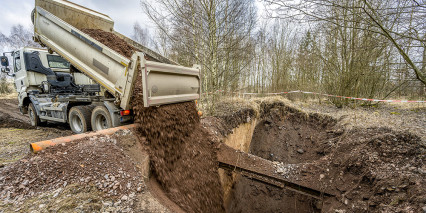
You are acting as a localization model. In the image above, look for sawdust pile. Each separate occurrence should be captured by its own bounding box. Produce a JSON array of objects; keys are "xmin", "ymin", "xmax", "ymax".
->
[{"xmin": 133, "ymin": 102, "xmax": 225, "ymax": 213}]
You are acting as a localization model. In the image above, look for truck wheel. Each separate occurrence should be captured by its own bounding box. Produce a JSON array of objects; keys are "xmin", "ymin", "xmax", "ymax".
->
[
  {"xmin": 91, "ymin": 106, "xmax": 113, "ymax": 131},
  {"xmin": 69, "ymin": 106, "xmax": 92, "ymax": 134},
  {"xmin": 28, "ymin": 103, "xmax": 42, "ymax": 127}
]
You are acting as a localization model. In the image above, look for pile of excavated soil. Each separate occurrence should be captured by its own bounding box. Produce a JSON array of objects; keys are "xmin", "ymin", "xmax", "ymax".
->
[
  {"xmin": 315, "ymin": 127, "xmax": 425, "ymax": 212},
  {"xmin": 0, "ymin": 133, "xmax": 144, "ymax": 203},
  {"xmin": 202, "ymin": 99, "xmax": 257, "ymax": 139},
  {"xmin": 0, "ymin": 99, "xmax": 33, "ymax": 129},
  {"xmin": 81, "ymin": 29, "xmax": 135, "ymax": 59},
  {"xmin": 228, "ymin": 99, "xmax": 425, "ymax": 212},
  {"xmin": 0, "ymin": 112, "xmax": 32, "ymax": 129},
  {"xmin": 133, "ymin": 102, "xmax": 225, "ymax": 213}
]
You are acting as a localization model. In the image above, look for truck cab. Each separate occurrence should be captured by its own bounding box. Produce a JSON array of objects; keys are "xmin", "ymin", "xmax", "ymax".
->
[
  {"xmin": 2, "ymin": 47, "xmax": 95, "ymax": 114},
  {"xmin": 1, "ymin": 47, "xmax": 111, "ymax": 134}
]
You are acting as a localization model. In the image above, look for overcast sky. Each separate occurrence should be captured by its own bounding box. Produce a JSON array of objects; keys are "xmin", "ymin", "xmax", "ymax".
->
[{"xmin": 0, "ymin": 0, "xmax": 151, "ymax": 37}]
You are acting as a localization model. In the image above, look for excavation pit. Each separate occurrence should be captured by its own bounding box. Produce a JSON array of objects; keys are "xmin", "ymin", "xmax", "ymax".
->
[{"xmin": 216, "ymin": 99, "xmax": 424, "ymax": 213}]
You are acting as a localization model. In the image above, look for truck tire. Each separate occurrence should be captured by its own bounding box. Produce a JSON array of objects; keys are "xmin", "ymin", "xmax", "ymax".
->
[
  {"xmin": 28, "ymin": 103, "xmax": 43, "ymax": 127},
  {"xmin": 91, "ymin": 106, "xmax": 113, "ymax": 131},
  {"xmin": 69, "ymin": 106, "xmax": 92, "ymax": 134}
]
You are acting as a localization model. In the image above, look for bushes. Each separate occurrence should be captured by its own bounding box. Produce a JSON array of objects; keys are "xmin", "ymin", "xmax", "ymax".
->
[{"xmin": 0, "ymin": 76, "xmax": 12, "ymax": 94}]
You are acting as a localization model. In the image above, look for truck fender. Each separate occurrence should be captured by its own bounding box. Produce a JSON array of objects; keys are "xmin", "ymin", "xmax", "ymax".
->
[
  {"xmin": 103, "ymin": 101, "xmax": 120, "ymax": 128},
  {"xmin": 28, "ymin": 94, "xmax": 42, "ymax": 117},
  {"xmin": 18, "ymin": 92, "xmax": 30, "ymax": 114}
]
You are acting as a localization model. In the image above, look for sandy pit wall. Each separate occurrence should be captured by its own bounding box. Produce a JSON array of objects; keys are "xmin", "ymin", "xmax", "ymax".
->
[{"xmin": 218, "ymin": 119, "xmax": 257, "ymax": 205}]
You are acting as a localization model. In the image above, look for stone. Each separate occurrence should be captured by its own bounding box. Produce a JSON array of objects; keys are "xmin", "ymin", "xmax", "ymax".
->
[
  {"xmin": 110, "ymin": 176, "xmax": 115, "ymax": 182},
  {"xmin": 121, "ymin": 195, "xmax": 128, "ymax": 201},
  {"xmin": 22, "ymin": 180, "xmax": 29, "ymax": 186},
  {"xmin": 129, "ymin": 192, "xmax": 135, "ymax": 198},
  {"xmin": 297, "ymin": 149, "xmax": 305, "ymax": 154},
  {"xmin": 102, "ymin": 201, "xmax": 112, "ymax": 207}
]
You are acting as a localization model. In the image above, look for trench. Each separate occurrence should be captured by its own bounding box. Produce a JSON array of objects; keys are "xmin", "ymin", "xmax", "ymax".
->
[{"xmin": 219, "ymin": 102, "xmax": 337, "ymax": 213}]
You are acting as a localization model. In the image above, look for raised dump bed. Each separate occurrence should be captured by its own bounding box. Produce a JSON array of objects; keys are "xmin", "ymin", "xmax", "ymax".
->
[{"xmin": 33, "ymin": 0, "xmax": 200, "ymax": 110}]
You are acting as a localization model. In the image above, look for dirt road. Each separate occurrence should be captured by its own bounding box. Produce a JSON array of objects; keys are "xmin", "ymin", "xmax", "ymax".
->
[{"xmin": 0, "ymin": 98, "xmax": 72, "ymax": 165}]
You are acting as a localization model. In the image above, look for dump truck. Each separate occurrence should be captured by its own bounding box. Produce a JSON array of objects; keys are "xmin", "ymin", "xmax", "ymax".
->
[{"xmin": 0, "ymin": 0, "xmax": 200, "ymax": 134}]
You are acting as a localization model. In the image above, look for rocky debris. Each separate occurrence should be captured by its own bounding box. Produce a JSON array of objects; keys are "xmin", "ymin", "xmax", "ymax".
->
[
  {"xmin": 0, "ymin": 134, "xmax": 145, "ymax": 206},
  {"xmin": 273, "ymin": 162, "xmax": 299, "ymax": 179}
]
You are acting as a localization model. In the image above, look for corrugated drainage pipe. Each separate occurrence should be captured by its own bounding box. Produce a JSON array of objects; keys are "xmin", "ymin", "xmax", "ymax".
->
[{"xmin": 30, "ymin": 124, "xmax": 136, "ymax": 153}]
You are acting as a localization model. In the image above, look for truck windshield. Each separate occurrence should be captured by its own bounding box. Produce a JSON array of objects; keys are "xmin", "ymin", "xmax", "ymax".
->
[{"xmin": 47, "ymin": 55, "xmax": 70, "ymax": 69}]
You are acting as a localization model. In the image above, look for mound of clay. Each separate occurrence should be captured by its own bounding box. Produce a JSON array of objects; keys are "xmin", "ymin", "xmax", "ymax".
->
[{"xmin": 133, "ymin": 102, "xmax": 225, "ymax": 213}]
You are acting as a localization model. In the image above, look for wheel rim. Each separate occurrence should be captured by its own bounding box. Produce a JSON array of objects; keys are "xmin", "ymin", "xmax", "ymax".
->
[
  {"xmin": 95, "ymin": 114, "xmax": 108, "ymax": 130},
  {"xmin": 71, "ymin": 114, "xmax": 83, "ymax": 133}
]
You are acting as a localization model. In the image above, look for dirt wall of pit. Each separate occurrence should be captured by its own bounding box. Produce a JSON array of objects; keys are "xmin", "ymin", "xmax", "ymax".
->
[{"xmin": 218, "ymin": 119, "xmax": 257, "ymax": 205}]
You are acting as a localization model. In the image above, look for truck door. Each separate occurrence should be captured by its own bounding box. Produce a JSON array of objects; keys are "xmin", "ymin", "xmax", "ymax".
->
[{"xmin": 13, "ymin": 51, "xmax": 26, "ymax": 93}]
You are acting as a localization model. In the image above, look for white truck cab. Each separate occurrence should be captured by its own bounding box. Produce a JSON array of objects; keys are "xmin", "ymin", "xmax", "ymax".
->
[{"xmin": 2, "ymin": 47, "xmax": 95, "ymax": 115}]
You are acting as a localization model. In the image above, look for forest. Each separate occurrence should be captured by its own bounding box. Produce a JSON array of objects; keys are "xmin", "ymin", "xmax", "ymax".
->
[{"xmin": 1, "ymin": 0, "xmax": 425, "ymax": 107}]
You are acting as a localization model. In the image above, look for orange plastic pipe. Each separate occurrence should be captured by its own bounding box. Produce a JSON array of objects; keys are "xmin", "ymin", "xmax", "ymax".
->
[{"xmin": 30, "ymin": 124, "xmax": 136, "ymax": 153}]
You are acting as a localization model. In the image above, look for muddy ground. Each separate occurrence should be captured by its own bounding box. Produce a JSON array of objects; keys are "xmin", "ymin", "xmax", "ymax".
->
[{"xmin": 0, "ymin": 98, "xmax": 72, "ymax": 165}]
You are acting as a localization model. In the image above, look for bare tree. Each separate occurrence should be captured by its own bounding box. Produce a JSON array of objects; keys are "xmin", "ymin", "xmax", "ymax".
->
[
  {"xmin": 132, "ymin": 22, "xmax": 151, "ymax": 47},
  {"xmin": 141, "ymin": 0, "xmax": 257, "ymax": 112},
  {"xmin": 263, "ymin": 0, "xmax": 426, "ymax": 86}
]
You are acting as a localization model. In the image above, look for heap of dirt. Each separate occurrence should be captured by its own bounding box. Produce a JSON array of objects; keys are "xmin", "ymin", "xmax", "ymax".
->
[
  {"xmin": 0, "ymin": 133, "xmax": 144, "ymax": 202},
  {"xmin": 81, "ymin": 29, "xmax": 135, "ymax": 59},
  {"xmin": 202, "ymin": 99, "xmax": 257, "ymax": 139},
  {"xmin": 0, "ymin": 112, "xmax": 33, "ymax": 129},
  {"xmin": 227, "ymin": 99, "xmax": 425, "ymax": 212},
  {"xmin": 318, "ymin": 128, "xmax": 425, "ymax": 212},
  {"xmin": 0, "ymin": 99, "xmax": 33, "ymax": 129},
  {"xmin": 133, "ymin": 102, "xmax": 225, "ymax": 213}
]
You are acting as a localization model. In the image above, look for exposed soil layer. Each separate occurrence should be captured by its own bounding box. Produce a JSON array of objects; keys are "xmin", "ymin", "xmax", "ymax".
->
[
  {"xmin": 81, "ymin": 29, "xmax": 135, "ymax": 59},
  {"xmin": 0, "ymin": 133, "xmax": 144, "ymax": 202},
  {"xmin": 227, "ymin": 99, "xmax": 425, "ymax": 212},
  {"xmin": 0, "ymin": 99, "xmax": 33, "ymax": 129},
  {"xmin": 208, "ymin": 99, "xmax": 257, "ymax": 137},
  {"xmin": 133, "ymin": 102, "xmax": 225, "ymax": 213},
  {"xmin": 0, "ymin": 112, "xmax": 32, "ymax": 129},
  {"xmin": 227, "ymin": 101, "xmax": 336, "ymax": 213}
]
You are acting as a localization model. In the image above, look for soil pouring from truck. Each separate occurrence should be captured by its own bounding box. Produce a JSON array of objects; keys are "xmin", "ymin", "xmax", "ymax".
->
[{"xmin": 0, "ymin": 0, "xmax": 201, "ymax": 134}]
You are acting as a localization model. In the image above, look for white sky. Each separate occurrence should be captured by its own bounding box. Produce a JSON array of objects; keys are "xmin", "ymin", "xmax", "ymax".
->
[{"xmin": 0, "ymin": 0, "xmax": 151, "ymax": 37}]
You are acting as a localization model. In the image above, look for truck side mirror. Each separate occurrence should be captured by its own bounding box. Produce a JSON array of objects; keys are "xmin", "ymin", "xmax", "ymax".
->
[{"xmin": 1, "ymin": 56, "xmax": 9, "ymax": 67}]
